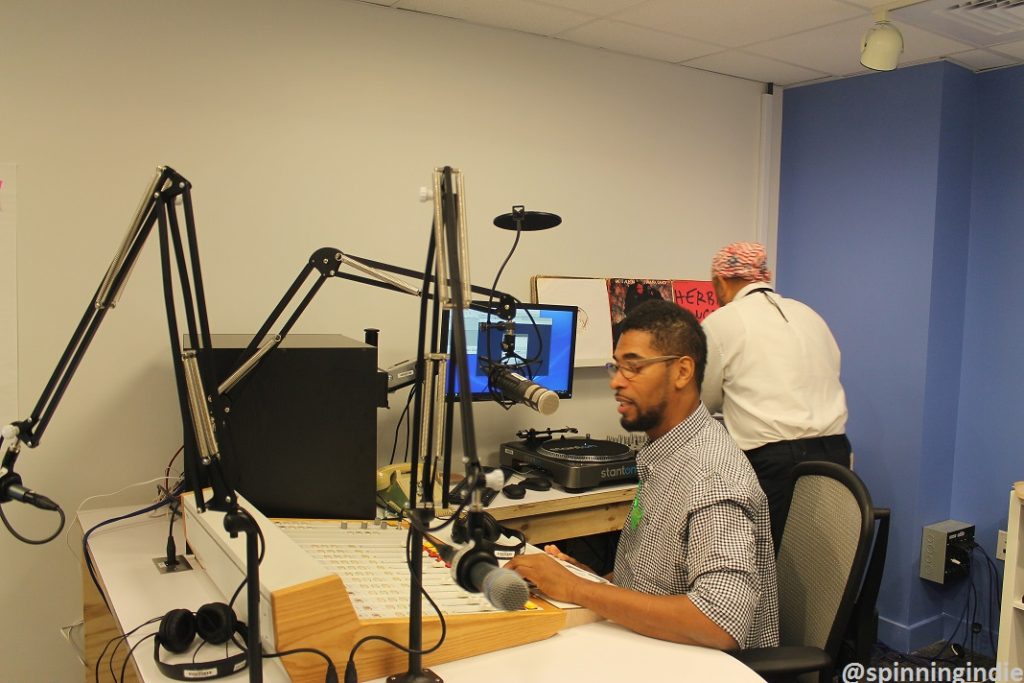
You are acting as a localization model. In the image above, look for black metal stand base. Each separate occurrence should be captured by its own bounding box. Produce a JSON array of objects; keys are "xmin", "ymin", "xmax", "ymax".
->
[{"xmin": 387, "ymin": 668, "xmax": 442, "ymax": 683}]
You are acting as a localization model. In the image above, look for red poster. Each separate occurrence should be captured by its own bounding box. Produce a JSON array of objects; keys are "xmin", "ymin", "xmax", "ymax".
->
[{"xmin": 671, "ymin": 280, "xmax": 719, "ymax": 321}]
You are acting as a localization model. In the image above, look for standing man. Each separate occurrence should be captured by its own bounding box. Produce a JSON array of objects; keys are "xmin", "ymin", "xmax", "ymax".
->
[
  {"xmin": 508, "ymin": 300, "xmax": 778, "ymax": 650},
  {"xmin": 702, "ymin": 241, "xmax": 851, "ymax": 553}
]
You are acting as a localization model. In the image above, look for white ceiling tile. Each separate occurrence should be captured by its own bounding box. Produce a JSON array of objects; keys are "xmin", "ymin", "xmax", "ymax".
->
[
  {"xmin": 395, "ymin": 0, "xmax": 592, "ymax": 36},
  {"xmin": 356, "ymin": 0, "xmax": 1024, "ymax": 82},
  {"xmin": 532, "ymin": 0, "xmax": 649, "ymax": 17},
  {"xmin": 946, "ymin": 49, "xmax": 1023, "ymax": 71},
  {"xmin": 746, "ymin": 19, "xmax": 870, "ymax": 76},
  {"xmin": 683, "ymin": 50, "xmax": 829, "ymax": 86},
  {"xmin": 897, "ymin": 22, "xmax": 976, "ymax": 64},
  {"xmin": 613, "ymin": 0, "xmax": 866, "ymax": 47},
  {"xmin": 991, "ymin": 39, "xmax": 1024, "ymax": 59},
  {"xmin": 745, "ymin": 17, "xmax": 973, "ymax": 77},
  {"xmin": 560, "ymin": 19, "xmax": 722, "ymax": 62}
]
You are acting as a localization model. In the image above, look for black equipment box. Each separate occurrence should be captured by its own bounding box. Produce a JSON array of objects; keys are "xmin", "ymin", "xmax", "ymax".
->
[{"xmin": 186, "ymin": 334, "xmax": 379, "ymax": 519}]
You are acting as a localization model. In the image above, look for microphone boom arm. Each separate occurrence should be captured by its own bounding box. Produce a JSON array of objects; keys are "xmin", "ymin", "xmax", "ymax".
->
[
  {"xmin": 227, "ymin": 246, "xmax": 512, "ymax": 387},
  {"xmin": 0, "ymin": 166, "xmax": 232, "ymax": 525}
]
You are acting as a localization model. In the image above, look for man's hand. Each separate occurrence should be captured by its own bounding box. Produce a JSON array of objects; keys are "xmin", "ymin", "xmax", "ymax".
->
[{"xmin": 506, "ymin": 552, "xmax": 584, "ymax": 604}]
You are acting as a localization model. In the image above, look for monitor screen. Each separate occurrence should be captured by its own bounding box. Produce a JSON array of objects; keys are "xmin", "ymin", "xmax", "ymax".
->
[{"xmin": 444, "ymin": 302, "xmax": 578, "ymax": 400}]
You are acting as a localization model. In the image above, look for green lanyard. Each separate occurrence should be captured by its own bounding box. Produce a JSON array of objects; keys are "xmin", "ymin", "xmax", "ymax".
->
[{"xmin": 629, "ymin": 480, "xmax": 644, "ymax": 530}]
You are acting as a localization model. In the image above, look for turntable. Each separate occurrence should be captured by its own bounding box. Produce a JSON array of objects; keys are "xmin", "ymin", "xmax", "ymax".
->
[{"xmin": 499, "ymin": 427, "xmax": 639, "ymax": 492}]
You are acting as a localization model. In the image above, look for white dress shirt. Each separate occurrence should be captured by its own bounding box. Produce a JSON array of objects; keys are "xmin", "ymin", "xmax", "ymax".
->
[{"xmin": 701, "ymin": 282, "xmax": 848, "ymax": 451}]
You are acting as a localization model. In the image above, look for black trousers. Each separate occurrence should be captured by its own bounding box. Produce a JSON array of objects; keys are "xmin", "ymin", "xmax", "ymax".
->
[{"xmin": 744, "ymin": 434, "xmax": 852, "ymax": 555}]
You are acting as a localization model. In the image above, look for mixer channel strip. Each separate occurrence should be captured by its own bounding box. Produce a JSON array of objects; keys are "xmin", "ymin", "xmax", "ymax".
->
[{"xmin": 275, "ymin": 520, "xmax": 532, "ymax": 619}]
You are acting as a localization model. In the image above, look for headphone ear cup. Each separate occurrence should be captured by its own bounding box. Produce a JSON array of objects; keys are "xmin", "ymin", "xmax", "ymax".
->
[
  {"xmin": 158, "ymin": 609, "xmax": 196, "ymax": 654},
  {"xmin": 195, "ymin": 603, "xmax": 235, "ymax": 645},
  {"xmin": 452, "ymin": 510, "xmax": 501, "ymax": 543},
  {"xmin": 480, "ymin": 512, "xmax": 502, "ymax": 541}
]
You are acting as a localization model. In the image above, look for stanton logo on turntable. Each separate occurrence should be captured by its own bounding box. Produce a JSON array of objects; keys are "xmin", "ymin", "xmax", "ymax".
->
[{"xmin": 601, "ymin": 464, "xmax": 637, "ymax": 479}]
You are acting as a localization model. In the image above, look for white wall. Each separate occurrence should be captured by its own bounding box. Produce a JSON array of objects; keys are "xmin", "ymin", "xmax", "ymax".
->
[{"xmin": 0, "ymin": 0, "xmax": 764, "ymax": 679}]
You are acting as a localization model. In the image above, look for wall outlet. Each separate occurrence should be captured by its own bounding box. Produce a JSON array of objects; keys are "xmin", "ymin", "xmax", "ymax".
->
[{"xmin": 997, "ymin": 530, "xmax": 1007, "ymax": 561}]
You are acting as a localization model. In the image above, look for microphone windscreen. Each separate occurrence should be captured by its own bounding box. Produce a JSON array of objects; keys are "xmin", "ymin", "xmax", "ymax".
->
[
  {"xmin": 536, "ymin": 391, "xmax": 559, "ymax": 415},
  {"xmin": 481, "ymin": 567, "xmax": 530, "ymax": 611}
]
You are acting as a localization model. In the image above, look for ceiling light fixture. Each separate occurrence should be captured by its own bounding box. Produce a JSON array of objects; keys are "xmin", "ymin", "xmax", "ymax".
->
[{"xmin": 861, "ymin": 8, "xmax": 904, "ymax": 71}]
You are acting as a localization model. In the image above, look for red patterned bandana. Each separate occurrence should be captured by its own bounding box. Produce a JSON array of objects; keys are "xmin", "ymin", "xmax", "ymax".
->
[{"xmin": 711, "ymin": 242, "xmax": 772, "ymax": 282}]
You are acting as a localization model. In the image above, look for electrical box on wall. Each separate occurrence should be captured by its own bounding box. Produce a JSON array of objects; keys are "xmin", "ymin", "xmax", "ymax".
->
[{"xmin": 920, "ymin": 520, "xmax": 975, "ymax": 584}]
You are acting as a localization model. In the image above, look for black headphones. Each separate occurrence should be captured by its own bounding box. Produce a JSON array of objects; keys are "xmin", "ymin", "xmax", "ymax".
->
[
  {"xmin": 450, "ymin": 510, "xmax": 526, "ymax": 559},
  {"xmin": 153, "ymin": 602, "xmax": 249, "ymax": 681}
]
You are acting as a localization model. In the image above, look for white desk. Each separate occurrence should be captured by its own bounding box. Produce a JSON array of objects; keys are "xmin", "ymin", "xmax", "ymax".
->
[
  {"xmin": 80, "ymin": 505, "xmax": 764, "ymax": 683},
  {"xmin": 79, "ymin": 506, "xmax": 289, "ymax": 682},
  {"xmin": 366, "ymin": 620, "xmax": 763, "ymax": 683}
]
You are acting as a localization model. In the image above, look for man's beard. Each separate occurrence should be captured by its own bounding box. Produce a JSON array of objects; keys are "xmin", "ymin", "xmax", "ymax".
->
[{"xmin": 620, "ymin": 399, "xmax": 666, "ymax": 433}]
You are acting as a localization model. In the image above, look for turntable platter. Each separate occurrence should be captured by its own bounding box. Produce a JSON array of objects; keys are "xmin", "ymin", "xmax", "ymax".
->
[{"xmin": 536, "ymin": 437, "xmax": 632, "ymax": 463}]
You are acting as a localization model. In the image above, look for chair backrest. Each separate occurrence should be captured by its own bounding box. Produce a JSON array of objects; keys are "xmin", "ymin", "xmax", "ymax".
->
[{"xmin": 776, "ymin": 461, "xmax": 875, "ymax": 658}]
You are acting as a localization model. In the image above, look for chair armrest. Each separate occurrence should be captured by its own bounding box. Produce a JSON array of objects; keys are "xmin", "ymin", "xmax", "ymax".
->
[{"xmin": 731, "ymin": 646, "xmax": 833, "ymax": 676}]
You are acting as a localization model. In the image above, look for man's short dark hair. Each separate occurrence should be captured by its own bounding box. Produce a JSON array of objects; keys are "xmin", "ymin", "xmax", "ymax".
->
[{"xmin": 618, "ymin": 300, "xmax": 707, "ymax": 390}]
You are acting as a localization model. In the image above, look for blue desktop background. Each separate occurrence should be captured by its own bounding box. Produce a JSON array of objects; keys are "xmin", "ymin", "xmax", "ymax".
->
[{"xmin": 446, "ymin": 304, "xmax": 578, "ymax": 399}]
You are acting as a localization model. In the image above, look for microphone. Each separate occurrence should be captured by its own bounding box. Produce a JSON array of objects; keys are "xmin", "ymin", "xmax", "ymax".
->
[
  {"xmin": 428, "ymin": 535, "xmax": 529, "ymax": 611},
  {"xmin": 0, "ymin": 474, "xmax": 59, "ymax": 511},
  {"xmin": 488, "ymin": 365, "xmax": 559, "ymax": 415}
]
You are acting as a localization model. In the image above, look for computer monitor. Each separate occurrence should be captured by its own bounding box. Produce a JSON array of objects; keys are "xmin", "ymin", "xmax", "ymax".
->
[{"xmin": 444, "ymin": 302, "xmax": 578, "ymax": 401}]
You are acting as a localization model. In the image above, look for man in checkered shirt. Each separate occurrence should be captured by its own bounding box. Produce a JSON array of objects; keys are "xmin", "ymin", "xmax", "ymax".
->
[{"xmin": 508, "ymin": 300, "xmax": 779, "ymax": 649}]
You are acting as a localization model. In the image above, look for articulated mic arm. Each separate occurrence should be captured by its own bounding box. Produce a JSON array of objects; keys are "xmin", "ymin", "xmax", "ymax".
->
[
  {"xmin": 0, "ymin": 166, "xmax": 231, "ymax": 536},
  {"xmin": 220, "ymin": 247, "xmax": 516, "ymax": 394}
]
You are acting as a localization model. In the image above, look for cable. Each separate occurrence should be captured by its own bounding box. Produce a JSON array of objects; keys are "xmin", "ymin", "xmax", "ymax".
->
[
  {"xmin": 388, "ymin": 385, "xmax": 416, "ymax": 466},
  {"xmin": 474, "ymin": 208, "xmax": 548, "ymax": 411},
  {"xmin": 65, "ymin": 474, "xmax": 180, "ymax": 561},
  {"xmin": 0, "ymin": 498, "xmax": 65, "ymax": 544},
  {"xmin": 967, "ymin": 576, "xmax": 978, "ymax": 657},
  {"xmin": 82, "ymin": 491, "xmax": 181, "ymax": 610},
  {"xmin": 94, "ymin": 616, "xmax": 161, "ymax": 683},
  {"xmin": 973, "ymin": 543, "xmax": 1002, "ymax": 659},
  {"xmin": 929, "ymin": 579, "xmax": 972, "ymax": 663},
  {"xmin": 120, "ymin": 632, "xmax": 155, "ymax": 683},
  {"xmin": 264, "ymin": 647, "xmax": 339, "ymax": 683},
  {"xmin": 165, "ymin": 445, "xmax": 184, "ymax": 496}
]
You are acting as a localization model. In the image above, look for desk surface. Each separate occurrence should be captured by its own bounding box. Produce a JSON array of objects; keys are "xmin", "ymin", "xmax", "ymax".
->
[
  {"xmin": 477, "ymin": 478, "xmax": 636, "ymax": 544},
  {"xmin": 80, "ymin": 506, "xmax": 290, "ymax": 682},
  {"xmin": 81, "ymin": 505, "xmax": 763, "ymax": 683}
]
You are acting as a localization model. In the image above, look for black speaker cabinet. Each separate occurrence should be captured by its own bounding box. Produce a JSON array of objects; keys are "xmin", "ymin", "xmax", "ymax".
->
[{"xmin": 186, "ymin": 334, "xmax": 378, "ymax": 519}]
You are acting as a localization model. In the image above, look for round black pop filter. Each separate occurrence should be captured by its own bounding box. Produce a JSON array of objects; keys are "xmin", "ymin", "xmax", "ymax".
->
[{"xmin": 493, "ymin": 211, "xmax": 562, "ymax": 231}]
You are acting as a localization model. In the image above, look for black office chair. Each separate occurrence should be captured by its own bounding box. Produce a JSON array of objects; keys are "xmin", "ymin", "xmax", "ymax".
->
[
  {"xmin": 839, "ymin": 505, "xmax": 890, "ymax": 673},
  {"xmin": 733, "ymin": 461, "xmax": 876, "ymax": 683}
]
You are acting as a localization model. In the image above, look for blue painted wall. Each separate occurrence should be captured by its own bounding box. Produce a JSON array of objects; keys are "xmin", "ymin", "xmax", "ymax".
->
[
  {"xmin": 948, "ymin": 64, "xmax": 1024, "ymax": 652},
  {"xmin": 777, "ymin": 60, "xmax": 1010, "ymax": 652}
]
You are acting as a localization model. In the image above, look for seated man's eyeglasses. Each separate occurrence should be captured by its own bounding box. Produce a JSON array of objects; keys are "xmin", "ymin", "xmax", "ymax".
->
[{"xmin": 605, "ymin": 355, "xmax": 681, "ymax": 380}]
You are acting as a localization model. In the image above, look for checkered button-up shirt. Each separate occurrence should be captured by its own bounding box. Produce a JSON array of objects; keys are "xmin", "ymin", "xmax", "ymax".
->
[{"xmin": 613, "ymin": 403, "xmax": 780, "ymax": 648}]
